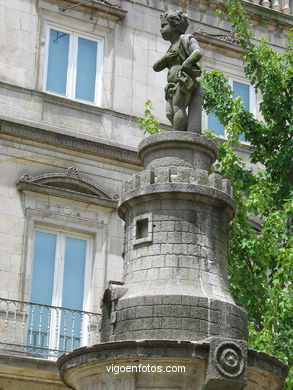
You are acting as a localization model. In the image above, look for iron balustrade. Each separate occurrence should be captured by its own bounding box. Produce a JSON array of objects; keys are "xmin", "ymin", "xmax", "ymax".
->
[{"xmin": 0, "ymin": 297, "xmax": 101, "ymax": 360}]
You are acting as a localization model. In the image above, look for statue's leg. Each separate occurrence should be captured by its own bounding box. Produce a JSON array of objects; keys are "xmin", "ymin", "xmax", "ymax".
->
[
  {"xmin": 166, "ymin": 99, "xmax": 174, "ymax": 126},
  {"xmin": 187, "ymin": 83, "xmax": 203, "ymax": 133},
  {"xmin": 172, "ymin": 88, "xmax": 190, "ymax": 131}
]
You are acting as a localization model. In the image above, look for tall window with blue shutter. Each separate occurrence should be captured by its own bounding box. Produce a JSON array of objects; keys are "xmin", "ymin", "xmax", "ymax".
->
[
  {"xmin": 28, "ymin": 230, "xmax": 90, "ymax": 354},
  {"xmin": 207, "ymin": 79, "xmax": 255, "ymax": 141},
  {"xmin": 44, "ymin": 27, "xmax": 102, "ymax": 104}
]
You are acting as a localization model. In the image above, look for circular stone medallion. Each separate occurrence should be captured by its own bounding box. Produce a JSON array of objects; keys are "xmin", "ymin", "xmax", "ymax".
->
[{"xmin": 215, "ymin": 342, "xmax": 245, "ymax": 378}]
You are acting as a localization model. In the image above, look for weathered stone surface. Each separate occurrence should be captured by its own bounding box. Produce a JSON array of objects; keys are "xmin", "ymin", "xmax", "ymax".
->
[
  {"xmin": 205, "ymin": 338, "xmax": 248, "ymax": 389},
  {"xmin": 57, "ymin": 341, "xmax": 289, "ymax": 390},
  {"xmin": 0, "ymin": 355, "xmax": 69, "ymax": 390},
  {"xmin": 110, "ymin": 132, "xmax": 245, "ymax": 346},
  {"xmin": 111, "ymin": 295, "xmax": 247, "ymax": 342},
  {"xmin": 138, "ymin": 131, "xmax": 217, "ymax": 170},
  {"xmin": 153, "ymin": 10, "xmax": 203, "ymax": 132},
  {"xmin": 59, "ymin": 114, "xmax": 287, "ymax": 390}
]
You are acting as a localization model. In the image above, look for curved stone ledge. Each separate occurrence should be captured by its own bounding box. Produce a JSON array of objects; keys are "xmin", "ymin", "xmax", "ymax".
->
[
  {"xmin": 58, "ymin": 339, "xmax": 209, "ymax": 372},
  {"xmin": 248, "ymin": 349, "xmax": 289, "ymax": 381},
  {"xmin": 57, "ymin": 341, "xmax": 288, "ymax": 390},
  {"xmin": 139, "ymin": 132, "xmax": 218, "ymax": 160},
  {"xmin": 118, "ymin": 182, "xmax": 235, "ymax": 220}
]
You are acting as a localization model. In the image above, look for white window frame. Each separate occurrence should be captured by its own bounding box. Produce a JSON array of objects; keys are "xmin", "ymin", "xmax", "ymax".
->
[
  {"xmin": 230, "ymin": 77, "xmax": 256, "ymax": 116},
  {"xmin": 43, "ymin": 23, "xmax": 103, "ymax": 106},
  {"xmin": 204, "ymin": 77, "xmax": 256, "ymax": 144},
  {"xmin": 30, "ymin": 226, "xmax": 93, "ymax": 351}
]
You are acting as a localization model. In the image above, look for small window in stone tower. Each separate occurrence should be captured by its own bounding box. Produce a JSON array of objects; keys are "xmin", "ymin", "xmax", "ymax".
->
[
  {"xmin": 133, "ymin": 213, "xmax": 152, "ymax": 246},
  {"xmin": 136, "ymin": 218, "xmax": 148, "ymax": 239}
]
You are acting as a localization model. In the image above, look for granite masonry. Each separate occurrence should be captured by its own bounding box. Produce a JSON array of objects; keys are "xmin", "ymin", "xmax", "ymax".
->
[{"xmin": 58, "ymin": 130, "xmax": 288, "ymax": 389}]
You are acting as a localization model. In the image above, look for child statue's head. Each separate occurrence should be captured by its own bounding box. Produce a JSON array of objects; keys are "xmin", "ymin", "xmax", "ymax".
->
[{"xmin": 160, "ymin": 10, "xmax": 189, "ymax": 34}]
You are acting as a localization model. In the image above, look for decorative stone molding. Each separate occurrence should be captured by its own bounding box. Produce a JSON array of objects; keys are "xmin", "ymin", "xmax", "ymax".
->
[
  {"xmin": 197, "ymin": 29, "xmax": 240, "ymax": 45},
  {"xmin": 56, "ymin": 0, "xmax": 127, "ymax": 21},
  {"xmin": 205, "ymin": 337, "xmax": 248, "ymax": 390},
  {"xmin": 0, "ymin": 115, "xmax": 140, "ymax": 166},
  {"xmin": 17, "ymin": 167, "xmax": 118, "ymax": 208},
  {"xmin": 18, "ymin": 167, "xmax": 110, "ymax": 197},
  {"xmin": 57, "ymin": 339, "xmax": 288, "ymax": 390},
  {"xmin": 215, "ymin": 341, "xmax": 245, "ymax": 378}
]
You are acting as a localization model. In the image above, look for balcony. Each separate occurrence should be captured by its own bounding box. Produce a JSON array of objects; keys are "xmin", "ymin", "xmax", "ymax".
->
[
  {"xmin": 0, "ymin": 298, "xmax": 101, "ymax": 360},
  {"xmin": 245, "ymin": 0, "xmax": 292, "ymax": 13}
]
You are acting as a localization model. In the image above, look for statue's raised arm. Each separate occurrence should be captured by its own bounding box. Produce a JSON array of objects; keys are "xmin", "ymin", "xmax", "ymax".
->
[{"xmin": 153, "ymin": 10, "xmax": 203, "ymax": 133}]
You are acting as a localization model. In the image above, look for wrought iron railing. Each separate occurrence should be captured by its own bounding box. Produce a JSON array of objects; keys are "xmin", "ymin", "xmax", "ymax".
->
[{"xmin": 0, "ymin": 298, "xmax": 101, "ymax": 360}]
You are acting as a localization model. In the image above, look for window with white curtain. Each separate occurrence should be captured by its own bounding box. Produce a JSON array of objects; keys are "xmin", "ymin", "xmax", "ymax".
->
[{"xmin": 43, "ymin": 26, "xmax": 103, "ymax": 104}]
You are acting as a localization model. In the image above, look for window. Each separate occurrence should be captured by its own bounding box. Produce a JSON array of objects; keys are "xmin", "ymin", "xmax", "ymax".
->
[
  {"xmin": 44, "ymin": 26, "xmax": 103, "ymax": 104},
  {"xmin": 28, "ymin": 229, "xmax": 92, "ymax": 354},
  {"xmin": 207, "ymin": 79, "xmax": 255, "ymax": 141},
  {"xmin": 133, "ymin": 213, "xmax": 153, "ymax": 246}
]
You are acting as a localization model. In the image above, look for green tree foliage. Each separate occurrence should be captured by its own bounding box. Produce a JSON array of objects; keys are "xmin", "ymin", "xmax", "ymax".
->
[
  {"xmin": 201, "ymin": 0, "xmax": 292, "ymax": 386},
  {"xmin": 138, "ymin": 99, "xmax": 161, "ymax": 134}
]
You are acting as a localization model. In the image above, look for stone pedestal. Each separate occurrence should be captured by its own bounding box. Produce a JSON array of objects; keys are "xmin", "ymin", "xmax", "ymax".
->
[
  {"xmin": 58, "ymin": 132, "xmax": 288, "ymax": 389},
  {"xmin": 57, "ymin": 341, "xmax": 288, "ymax": 390}
]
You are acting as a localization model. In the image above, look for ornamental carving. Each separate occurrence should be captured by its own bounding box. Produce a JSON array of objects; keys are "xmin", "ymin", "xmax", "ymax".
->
[
  {"xmin": 66, "ymin": 167, "xmax": 80, "ymax": 177},
  {"xmin": 17, "ymin": 167, "xmax": 117, "ymax": 200},
  {"xmin": 197, "ymin": 29, "xmax": 240, "ymax": 45},
  {"xmin": 215, "ymin": 341, "xmax": 245, "ymax": 378}
]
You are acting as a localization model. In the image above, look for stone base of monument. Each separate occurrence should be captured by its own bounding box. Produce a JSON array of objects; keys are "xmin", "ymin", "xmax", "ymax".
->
[
  {"xmin": 57, "ymin": 340, "xmax": 288, "ymax": 390},
  {"xmin": 57, "ymin": 131, "xmax": 288, "ymax": 390}
]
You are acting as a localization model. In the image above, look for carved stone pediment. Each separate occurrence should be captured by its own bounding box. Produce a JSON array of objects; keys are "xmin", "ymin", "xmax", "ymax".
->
[
  {"xmin": 197, "ymin": 29, "xmax": 240, "ymax": 45},
  {"xmin": 17, "ymin": 167, "xmax": 118, "ymax": 208}
]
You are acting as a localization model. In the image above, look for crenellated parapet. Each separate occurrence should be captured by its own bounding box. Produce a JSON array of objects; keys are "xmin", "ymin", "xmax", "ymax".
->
[
  {"xmin": 119, "ymin": 167, "xmax": 234, "ymax": 219},
  {"xmin": 122, "ymin": 167, "xmax": 233, "ymax": 195},
  {"xmin": 119, "ymin": 132, "xmax": 235, "ymax": 221}
]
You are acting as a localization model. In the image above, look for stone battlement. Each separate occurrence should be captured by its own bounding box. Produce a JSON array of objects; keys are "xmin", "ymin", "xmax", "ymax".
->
[{"xmin": 122, "ymin": 168, "xmax": 233, "ymax": 197}]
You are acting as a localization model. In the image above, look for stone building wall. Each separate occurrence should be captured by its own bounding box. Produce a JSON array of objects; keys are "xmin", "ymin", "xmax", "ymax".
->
[{"xmin": 0, "ymin": 0, "xmax": 292, "ymax": 388}]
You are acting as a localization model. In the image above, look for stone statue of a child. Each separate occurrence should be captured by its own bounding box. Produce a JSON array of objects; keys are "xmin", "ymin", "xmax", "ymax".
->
[{"xmin": 153, "ymin": 10, "xmax": 203, "ymax": 132}]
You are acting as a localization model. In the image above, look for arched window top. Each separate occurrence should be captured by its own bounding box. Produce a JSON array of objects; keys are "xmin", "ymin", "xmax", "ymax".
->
[{"xmin": 17, "ymin": 167, "xmax": 118, "ymax": 207}]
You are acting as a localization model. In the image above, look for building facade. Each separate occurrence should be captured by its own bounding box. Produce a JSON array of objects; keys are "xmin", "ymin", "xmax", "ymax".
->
[{"xmin": 0, "ymin": 0, "xmax": 292, "ymax": 388}]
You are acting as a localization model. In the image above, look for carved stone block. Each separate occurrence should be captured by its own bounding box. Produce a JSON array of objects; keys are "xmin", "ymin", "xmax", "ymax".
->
[{"xmin": 205, "ymin": 338, "xmax": 248, "ymax": 390}]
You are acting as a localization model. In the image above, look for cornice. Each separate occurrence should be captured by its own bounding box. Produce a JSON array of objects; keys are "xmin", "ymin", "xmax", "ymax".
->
[{"xmin": 0, "ymin": 116, "xmax": 140, "ymax": 166}]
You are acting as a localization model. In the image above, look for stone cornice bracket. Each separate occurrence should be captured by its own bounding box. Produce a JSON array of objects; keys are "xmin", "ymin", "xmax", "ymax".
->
[
  {"xmin": 59, "ymin": 0, "xmax": 127, "ymax": 20},
  {"xmin": 17, "ymin": 167, "xmax": 119, "ymax": 207}
]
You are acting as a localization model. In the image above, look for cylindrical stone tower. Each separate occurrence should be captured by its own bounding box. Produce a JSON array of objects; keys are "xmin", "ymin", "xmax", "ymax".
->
[
  {"xmin": 58, "ymin": 132, "xmax": 288, "ymax": 390},
  {"xmin": 111, "ymin": 131, "xmax": 247, "ymax": 343}
]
